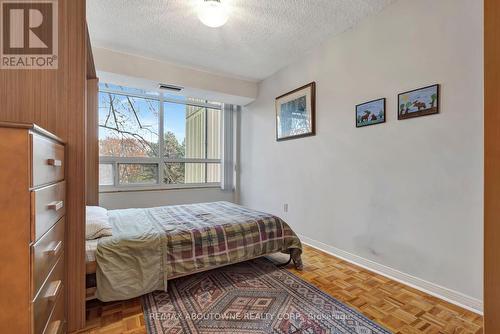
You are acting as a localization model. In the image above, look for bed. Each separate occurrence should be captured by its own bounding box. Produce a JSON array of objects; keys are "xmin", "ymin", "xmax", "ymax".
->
[{"xmin": 85, "ymin": 201, "xmax": 303, "ymax": 302}]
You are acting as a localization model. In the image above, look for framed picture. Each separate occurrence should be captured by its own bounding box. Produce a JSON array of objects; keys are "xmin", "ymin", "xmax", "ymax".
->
[
  {"xmin": 275, "ymin": 82, "xmax": 316, "ymax": 141},
  {"xmin": 356, "ymin": 98, "xmax": 386, "ymax": 128},
  {"xmin": 398, "ymin": 84, "xmax": 439, "ymax": 120}
]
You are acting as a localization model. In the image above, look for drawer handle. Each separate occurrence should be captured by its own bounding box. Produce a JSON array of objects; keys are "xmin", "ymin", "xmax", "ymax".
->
[
  {"xmin": 45, "ymin": 241, "xmax": 62, "ymax": 257},
  {"xmin": 47, "ymin": 159, "xmax": 62, "ymax": 167},
  {"xmin": 45, "ymin": 280, "xmax": 62, "ymax": 302},
  {"xmin": 48, "ymin": 201, "xmax": 64, "ymax": 211},
  {"xmin": 45, "ymin": 320, "xmax": 63, "ymax": 334}
]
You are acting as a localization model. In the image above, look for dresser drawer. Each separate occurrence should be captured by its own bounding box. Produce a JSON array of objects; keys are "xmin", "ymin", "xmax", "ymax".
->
[
  {"xmin": 33, "ymin": 256, "xmax": 64, "ymax": 334},
  {"xmin": 42, "ymin": 290, "xmax": 65, "ymax": 334},
  {"xmin": 32, "ymin": 218, "xmax": 64, "ymax": 296},
  {"xmin": 32, "ymin": 181, "xmax": 65, "ymax": 241},
  {"xmin": 31, "ymin": 134, "xmax": 65, "ymax": 188}
]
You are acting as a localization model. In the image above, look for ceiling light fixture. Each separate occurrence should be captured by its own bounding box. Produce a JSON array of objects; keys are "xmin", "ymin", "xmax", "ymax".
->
[{"xmin": 198, "ymin": 0, "xmax": 229, "ymax": 28}]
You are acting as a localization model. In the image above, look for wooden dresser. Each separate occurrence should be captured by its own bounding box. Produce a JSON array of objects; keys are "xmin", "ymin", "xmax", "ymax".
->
[{"xmin": 0, "ymin": 122, "xmax": 66, "ymax": 334}]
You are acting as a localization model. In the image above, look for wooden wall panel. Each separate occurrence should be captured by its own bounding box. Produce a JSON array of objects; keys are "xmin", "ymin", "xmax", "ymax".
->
[
  {"xmin": 485, "ymin": 0, "xmax": 500, "ymax": 332},
  {"xmin": 86, "ymin": 78, "xmax": 99, "ymax": 205},
  {"xmin": 0, "ymin": 0, "xmax": 87, "ymax": 331}
]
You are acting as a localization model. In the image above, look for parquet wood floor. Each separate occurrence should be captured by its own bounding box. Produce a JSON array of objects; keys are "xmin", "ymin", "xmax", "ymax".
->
[{"xmin": 75, "ymin": 245, "xmax": 483, "ymax": 334}]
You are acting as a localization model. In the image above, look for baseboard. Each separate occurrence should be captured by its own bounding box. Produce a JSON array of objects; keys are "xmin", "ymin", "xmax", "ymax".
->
[{"xmin": 298, "ymin": 234, "xmax": 483, "ymax": 315}]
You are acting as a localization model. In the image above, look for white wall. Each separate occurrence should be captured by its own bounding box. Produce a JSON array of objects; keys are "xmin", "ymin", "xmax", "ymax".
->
[
  {"xmin": 240, "ymin": 0, "xmax": 483, "ymax": 308},
  {"xmin": 100, "ymin": 188, "xmax": 234, "ymax": 210}
]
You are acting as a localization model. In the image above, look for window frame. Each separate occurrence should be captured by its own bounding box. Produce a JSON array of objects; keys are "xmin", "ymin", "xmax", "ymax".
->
[{"xmin": 98, "ymin": 86, "xmax": 223, "ymax": 192}]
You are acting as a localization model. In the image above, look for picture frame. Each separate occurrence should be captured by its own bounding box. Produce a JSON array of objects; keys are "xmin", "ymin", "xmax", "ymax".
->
[
  {"xmin": 398, "ymin": 84, "xmax": 439, "ymax": 120},
  {"xmin": 356, "ymin": 98, "xmax": 386, "ymax": 128},
  {"xmin": 275, "ymin": 82, "xmax": 316, "ymax": 141}
]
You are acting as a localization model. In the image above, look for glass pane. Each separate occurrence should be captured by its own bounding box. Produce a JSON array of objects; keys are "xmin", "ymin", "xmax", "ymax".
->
[
  {"xmin": 164, "ymin": 102, "xmax": 220, "ymax": 159},
  {"xmin": 99, "ymin": 82, "xmax": 160, "ymax": 97},
  {"xmin": 164, "ymin": 101, "xmax": 188, "ymax": 159},
  {"xmin": 164, "ymin": 162, "xmax": 205, "ymax": 184},
  {"xmin": 206, "ymin": 108, "xmax": 221, "ymax": 159},
  {"xmin": 207, "ymin": 101, "xmax": 222, "ymax": 108},
  {"xmin": 207, "ymin": 163, "xmax": 221, "ymax": 183},
  {"xmin": 187, "ymin": 97, "xmax": 207, "ymax": 105},
  {"xmin": 118, "ymin": 163, "xmax": 158, "ymax": 184},
  {"xmin": 163, "ymin": 93, "xmax": 187, "ymax": 103},
  {"xmin": 185, "ymin": 163, "xmax": 206, "ymax": 183},
  {"xmin": 163, "ymin": 163, "xmax": 221, "ymax": 184},
  {"xmin": 99, "ymin": 91, "xmax": 159, "ymax": 158},
  {"xmin": 164, "ymin": 162, "xmax": 186, "ymax": 184},
  {"xmin": 164, "ymin": 163, "xmax": 208, "ymax": 184},
  {"xmin": 99, "ymin": 164, "xmax": 114, "ymax": 185},
  {"xmin": 185, "ymin": 104, "xmax": 206, "ymax": 159}
]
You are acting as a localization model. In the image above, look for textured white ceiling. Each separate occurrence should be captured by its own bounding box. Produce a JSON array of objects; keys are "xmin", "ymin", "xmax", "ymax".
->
[{"xmin": 87, "ymin": 0, "xmax": 395, "ymax": 81}]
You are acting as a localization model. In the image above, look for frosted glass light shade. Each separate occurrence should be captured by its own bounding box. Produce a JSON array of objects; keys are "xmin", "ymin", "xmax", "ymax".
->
[{"xmin": 198, "ymin": 0, "xmax": 228, "ymax": 28}]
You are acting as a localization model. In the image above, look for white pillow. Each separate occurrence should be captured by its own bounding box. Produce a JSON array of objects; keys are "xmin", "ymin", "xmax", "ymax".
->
[
  {"xmin": 87, "ymin": 206, "xmax": 107, "ymax": 218},
  {"xmin": 86, "ymin": 206, "xmax": 113, "ymax": 240}
]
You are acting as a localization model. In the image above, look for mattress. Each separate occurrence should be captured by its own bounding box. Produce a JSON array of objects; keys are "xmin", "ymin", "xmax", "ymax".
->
[
  {"xmin": 85, "ymin": 239, "xmax": 98, "ymax": 274},
  {"xmin": 95, "ymin": 201, "xmax": 302, "ymax": 302}
]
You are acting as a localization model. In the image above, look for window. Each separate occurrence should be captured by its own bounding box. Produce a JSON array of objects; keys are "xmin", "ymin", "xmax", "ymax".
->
[{"xmin": 98, "ymin": 83, "xmax": 222, "ymax": 189}]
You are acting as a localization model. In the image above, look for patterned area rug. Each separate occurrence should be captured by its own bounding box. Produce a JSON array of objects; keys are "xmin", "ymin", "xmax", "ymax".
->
[{"xmin": 141, "ymin": 258, "xmax": 392, "ymax": 334}]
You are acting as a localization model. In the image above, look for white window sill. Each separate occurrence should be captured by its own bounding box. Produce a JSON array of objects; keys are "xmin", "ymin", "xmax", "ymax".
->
[{"xmin": 99, "ymin": 183, "xmax": 223, "ymax": 194}]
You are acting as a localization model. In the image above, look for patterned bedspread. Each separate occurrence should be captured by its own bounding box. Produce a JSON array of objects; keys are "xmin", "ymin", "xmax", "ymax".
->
[{"xmin": 95, "ymin": 202, "xmax": 302, "ymax": 302}]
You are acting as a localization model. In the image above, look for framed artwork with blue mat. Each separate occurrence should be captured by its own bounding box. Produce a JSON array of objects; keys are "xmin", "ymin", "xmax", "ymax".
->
[
  {"xmin": 275, "ymin": 82, "xmax": 316, "ymax": 141},
  {"xmin": 356, "ymin": 98, "xmax": 386, "ymax": 128}
]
